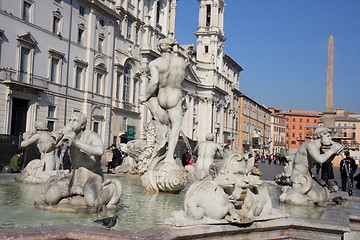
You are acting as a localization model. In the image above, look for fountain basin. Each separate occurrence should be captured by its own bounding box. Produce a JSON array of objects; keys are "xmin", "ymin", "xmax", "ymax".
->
[{"xmin": 1, "ymin": 174, "xmax": 360, "ymax": 239}]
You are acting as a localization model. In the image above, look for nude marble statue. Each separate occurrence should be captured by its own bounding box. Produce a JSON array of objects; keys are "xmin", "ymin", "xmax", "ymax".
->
[
  {"xmin": 277, "ymin": 127, "xmax": 343, "ymax": 206},
  {"xmin": 193, "ymin": 133, "xmax": 223, "ymax": 180},
  {"xmin": 21, "ymin": 121, "xmax": 59, "ymax": 171},
  {"xmin": 36, "ymin": 112, "xmax": 121, "ymax": 211},
  {"xmin": 139, "ymin": 37, "xmax": 186, "ymax": 165}
]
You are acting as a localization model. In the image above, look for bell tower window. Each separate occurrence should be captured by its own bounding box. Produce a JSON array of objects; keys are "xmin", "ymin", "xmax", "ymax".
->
[{"xmin": 206, "ymin": 4, "xmax": 211, "ymax": 27}]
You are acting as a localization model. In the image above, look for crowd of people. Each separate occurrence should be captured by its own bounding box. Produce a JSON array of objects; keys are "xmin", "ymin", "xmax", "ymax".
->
[{"xmin": 255, "ymin": 153, "xmax": 288, "ymax": 166}]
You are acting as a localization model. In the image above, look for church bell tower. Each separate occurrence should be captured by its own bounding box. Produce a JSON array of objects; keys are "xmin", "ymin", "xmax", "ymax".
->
[{"xmin": 195, "ymin": 0, "xmax": 226, "ymax": 68}]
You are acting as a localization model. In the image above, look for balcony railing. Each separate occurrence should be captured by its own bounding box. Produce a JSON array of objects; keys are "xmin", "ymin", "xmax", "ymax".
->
[{"xmin": 0, "ymin": 67, "xmax": 48, "ymax": 90}]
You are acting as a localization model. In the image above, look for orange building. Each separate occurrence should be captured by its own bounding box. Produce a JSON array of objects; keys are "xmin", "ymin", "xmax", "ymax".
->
[{"xmin": 277, "ymin": 110, "xmax": 322, "ymax": 151}]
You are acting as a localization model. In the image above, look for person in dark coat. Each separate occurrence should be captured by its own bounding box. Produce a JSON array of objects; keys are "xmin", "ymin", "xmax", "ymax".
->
[
  {"xmin": 110, "ymin": 144, "xmax": 123, "ymax": 168},
  {"xmin": 340, "ymin": 150, "xmax": 357, "ymax": 191}
]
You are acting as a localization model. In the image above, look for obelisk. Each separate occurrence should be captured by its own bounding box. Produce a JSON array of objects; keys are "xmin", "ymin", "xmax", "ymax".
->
[{"xmin": 322, "ymin": 31, "xmax": 336, "ymax": 127}]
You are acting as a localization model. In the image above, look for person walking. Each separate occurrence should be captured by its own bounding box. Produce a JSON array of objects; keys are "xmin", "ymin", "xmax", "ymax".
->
[{"xmin": 340, "ymin": 150, "xmax": 357, "ymax": 193}]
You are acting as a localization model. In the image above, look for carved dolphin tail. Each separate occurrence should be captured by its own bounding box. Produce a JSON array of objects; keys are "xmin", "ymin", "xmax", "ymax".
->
[{"xmin": 95, "ymin": 178, "xmax": 122, "ymax": 207}]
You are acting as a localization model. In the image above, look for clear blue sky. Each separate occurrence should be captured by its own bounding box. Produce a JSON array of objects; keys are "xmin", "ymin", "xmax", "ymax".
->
[{"xmin": 175, "ymin": 0, "xmax": 360, "ymax": 113}]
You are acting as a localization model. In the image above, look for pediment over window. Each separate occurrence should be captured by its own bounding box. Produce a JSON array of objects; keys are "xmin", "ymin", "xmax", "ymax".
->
[
  {"xmin": 53, "ymin": 9, "xmax": 63, "ymax": 18},
  {"xmin": 48, "ymin": 48, "xmax": 65, "ymax": 59},
  {"xmin": 74, "ymin": 57, "xmax": 88, "ymax": 68},
  {"xmin": 17, "ymin": 32, "xmax": 38, "ymax": 47},
  {"xmin": 95, "ymin": 63, "xmax": 107, "ymax": 73}
]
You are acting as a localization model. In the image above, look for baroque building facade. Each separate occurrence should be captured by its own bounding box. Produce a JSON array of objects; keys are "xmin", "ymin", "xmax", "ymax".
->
[
  {"xmin": 268, "ymin": 107, "xmax": 286, "ymax": 155},
  {"xmin": 0, "ymin": 0, "xmax": 175, "ymax": 146},
  {"xmin": 237, "ymin": 94, "xmax": 271, "ymax": 155},
  {"xmin": 277, "ymin": 110, "xmax": 322, "ymax": 154},
  {"xmin": 0, "ymin": 0, "xmax": 241, "ymax": 151}
]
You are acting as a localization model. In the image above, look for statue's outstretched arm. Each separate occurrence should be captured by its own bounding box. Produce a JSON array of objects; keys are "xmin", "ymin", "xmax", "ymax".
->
[
  {"xmin": 307, "ymin": 142, "xmax": 342, "ymax": 164},
  {"xmin": 20, "ymin": 134, "xmax": 40, "ymax": 148}
]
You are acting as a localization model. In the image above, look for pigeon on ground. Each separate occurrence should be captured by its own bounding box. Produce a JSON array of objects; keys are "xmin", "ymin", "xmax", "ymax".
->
[{"xmin": 94, "ymin": 215, "xmax": 118, "ymax": 230}]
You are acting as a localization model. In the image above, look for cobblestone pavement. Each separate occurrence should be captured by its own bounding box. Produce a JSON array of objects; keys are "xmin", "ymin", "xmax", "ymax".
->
[{"xmin": 258, "ymin": 161, "xmax": 360, "ymax": 197}]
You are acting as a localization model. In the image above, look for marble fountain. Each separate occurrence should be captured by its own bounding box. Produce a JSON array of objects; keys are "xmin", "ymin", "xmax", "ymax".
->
[{"xmin": 1, "ymin": 38, "xmax": 360, "ymax": 240}]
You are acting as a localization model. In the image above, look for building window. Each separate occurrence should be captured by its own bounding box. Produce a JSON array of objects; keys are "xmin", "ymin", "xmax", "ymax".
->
[
  {"xmin": 50, "ymin": 58, "xmax": 60, "ymax": 82},
  {"xmin": 206, "ymin": 4, "xmax": 211, "ymax": 27},
  {"xmin": 96, "ymin": 72, "xmax": 102, "ymax": 94},
  {"xmin": 292, "ymin": 133, "xmax": 295, "ymax": 138},
  {"xmin": 19, "ymin": 47, "xmax": 30, "ymax": 82},
  {"xmin": 74, "ymin": 58, "xmax": 88, "ymax": 90},
  {"xmin": 99, "ymin": 19, "xmax": 105, "ymax": 27},
  {"xmin": 300, "ymin": 125, "xmax": 302, "ymax": 130},
  {"xmin": 127, "ymin": 20, "xmax": 132, "ymax": 39},
  {"xmin": 17, "ymin": 33, "xmax": 37, "ymax": 82},
  {"xmin": 116, "ymin": 72, "xmax": 122, "ymax": 99},
  {"xmin": 48, "ymin": 49, "xmax": 64, "ymax": 83},
  {"xmin": 135, "ymin": 26, "xmax": 139, "ymax": 44},
  {"xmin": 79, "ymin": 5, "xmax": 85, "ymax": 16},
  {"xmin": 48, "ymin": 106, "xmax": 56, "ymax": 118},
  {"xmin": 47, "ymin": 121, "xmax": 55, "ymax": 132},
  {"xmin": 132, "ymin": 79, "xmax": 137, "ymax": 104},
  {"xmin": 75, "ymin": 66, "xmax": 83, "ymax": 89},
  {"xmin": 300, "ymin": 119, "xmax": 302, "ymax": 122},
  {"xmin": 205, "ymin": 45, "xmax": 209, "ymax": 53},
  {"xmin": 77, "ymin": 28, "xmax": 84, "ymax": 44},
  {"xmin": 123, "ymin": 66, "xmax": 130, "ymax": 102},
  {"xmin": 93, "ymin": 122, "xmax": 99, "ymax": 133},
  {"xmin": 156, "ymin": 1, "xmax": 160, "ymax": 24},
  {"xmin": 314, "ymin": 119, "xmax": 317, "ymax": 123},
  {"xmin": 98, "ymin": 34, "xmax": 104, "ymax": 52},
  {"xmin": 123, "ymin": 117, "xmax": 128, "ymax": 131},
  {"xmin": 53, "ymin": 15, "xmax": 61, "ymax": 34},
  {"xmin": 292, "ymin": 125, "xmax": 295, "ymax": 129},
  {"xmin": 22, "ymin": 1, "xmax": 32, "ymax": 22},
  {"xmin": 291, "ymin": 141, "xmax": 296, "ymax": 145},
  {"xmin": 307, "ymin": 119, "xmax": 309, "ymax": 123},
  {"xmin": 119, "ymin": 17, "xmax": 123, "ymax": 35},
  {"xmin": 293, "ymin": 118, "xmax": 295, "ymax": 122}
]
